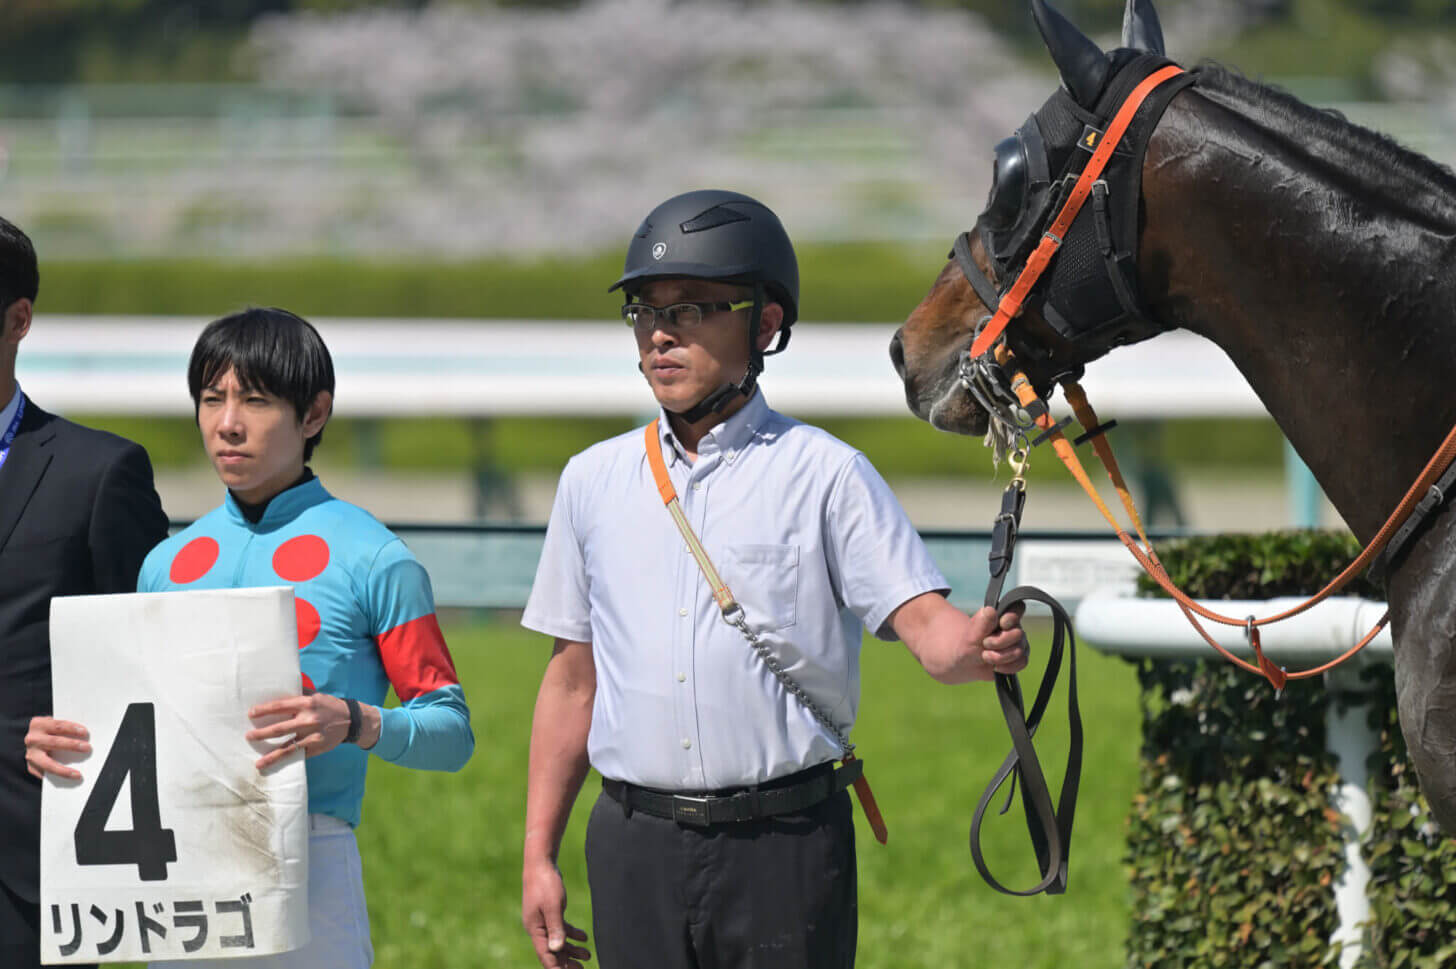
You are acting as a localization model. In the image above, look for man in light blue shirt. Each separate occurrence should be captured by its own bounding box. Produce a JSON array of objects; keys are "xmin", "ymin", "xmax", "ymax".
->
[{"xmin": 520, "ymin": 190, "xmax": 1027, "ymax": 969}]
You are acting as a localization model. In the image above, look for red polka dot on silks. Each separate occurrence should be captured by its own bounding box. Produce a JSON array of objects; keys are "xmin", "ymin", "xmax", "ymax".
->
[
  {"xmin": 295, "ymin": 598, "xmax": 321, "ymax": 649},
  {"xmin": 273, "ymin": 534, "xmax": 330, "ymax": 582},
  {"xmin": 169, "ymin": 537, "xmax": 220, "ymax": 584},
  {"xmin": 301, "ymin": 673, "xmax": 315, "ymax": 693}
]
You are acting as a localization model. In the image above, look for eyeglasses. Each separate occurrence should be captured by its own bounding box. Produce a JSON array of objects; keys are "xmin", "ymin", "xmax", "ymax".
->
[{"xmin": 621, "ymin": 300, "xmax": 753, "ymax": 330}]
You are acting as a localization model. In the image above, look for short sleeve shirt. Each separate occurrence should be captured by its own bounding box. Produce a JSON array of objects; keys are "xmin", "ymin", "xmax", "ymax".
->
[{"xmin": 522, "ymin": 391, "xmax": 948, "ymax": 791}]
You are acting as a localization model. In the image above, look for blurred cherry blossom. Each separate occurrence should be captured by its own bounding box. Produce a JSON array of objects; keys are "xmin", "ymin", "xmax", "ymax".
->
[
  {"xmin": 0, "ymin": 0, "xmax": 1259, "ymax": 258},
  {"xmin": 244, "ymin": 0, "xmax": 1042, "ymax": 254}
]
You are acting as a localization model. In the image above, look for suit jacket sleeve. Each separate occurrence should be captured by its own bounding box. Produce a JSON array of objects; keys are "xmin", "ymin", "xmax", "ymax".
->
[{"xmin": 87, "ymin": 442, "xmax": 169, "ymax": 594}]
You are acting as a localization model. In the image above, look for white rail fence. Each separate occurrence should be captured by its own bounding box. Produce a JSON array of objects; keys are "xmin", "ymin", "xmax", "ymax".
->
[{"xmin": 20, "ymin": 315, "xmax": 1263, "ymax": 418}]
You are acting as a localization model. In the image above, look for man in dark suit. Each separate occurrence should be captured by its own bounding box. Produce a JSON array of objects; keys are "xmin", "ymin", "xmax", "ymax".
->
[{"xmin": 0, "ymin": 216, "xmax": 169, "ymax": 969}]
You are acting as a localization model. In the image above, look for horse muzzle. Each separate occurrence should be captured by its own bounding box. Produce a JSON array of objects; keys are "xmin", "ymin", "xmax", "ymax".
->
[{"xmin": 891, "ymin": 327, "xmax": 997, "ymax": 435}]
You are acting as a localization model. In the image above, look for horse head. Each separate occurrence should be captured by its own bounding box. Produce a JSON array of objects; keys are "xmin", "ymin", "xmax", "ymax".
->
[
  {"xmin": 893, "ymin": 0, "xmax": 1456, "ymax": 838},
  {"xmin": 890, "ymin": 0, "xmax": 1181, "ymax": 440}
]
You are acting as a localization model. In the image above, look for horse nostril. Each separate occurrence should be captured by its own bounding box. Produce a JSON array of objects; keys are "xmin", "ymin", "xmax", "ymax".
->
[{"xmin": 888, "ymin": 331, "xmax": 906, "ymax": 379}]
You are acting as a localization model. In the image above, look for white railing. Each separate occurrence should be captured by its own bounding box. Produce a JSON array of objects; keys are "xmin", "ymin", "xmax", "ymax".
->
[{"xmin": 19, "ymin": 315, "xmax": 1264, "ymax": 419}]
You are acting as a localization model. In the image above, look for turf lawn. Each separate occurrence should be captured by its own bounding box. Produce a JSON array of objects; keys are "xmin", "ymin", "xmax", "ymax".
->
[
  {"xmin": 114, "ymin": 614, "xmax": 1140, "ymax": 969},
  {"xmin": 351, "ymin": 615, "xmax": 1141, "ymax": 969}
]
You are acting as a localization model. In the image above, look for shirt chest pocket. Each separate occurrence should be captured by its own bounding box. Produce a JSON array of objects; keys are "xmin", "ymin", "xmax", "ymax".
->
[{"xmin": 718, "ymin": 544, "xmax": 799, "ymax": 632}]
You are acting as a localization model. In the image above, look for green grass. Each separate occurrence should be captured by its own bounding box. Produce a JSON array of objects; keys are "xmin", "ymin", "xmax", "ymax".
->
[
  {"xmin": 347, "ymin": 615, "xmax": 1141, "ymax": 969},
  {"xmin": 114, "ymin": 616, "xmax": 1145, "ymax": 969}
]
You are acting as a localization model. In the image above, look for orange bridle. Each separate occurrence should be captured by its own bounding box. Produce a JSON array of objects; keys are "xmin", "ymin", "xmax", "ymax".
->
[
  {"xmin": 996, "ymin": 344, "xmax": 1456, "ymax": 689},
  {"xmin": 958, "ymin": 60, "xmax": 1456, "ymax": 687},
  {"xmin": 968, "ymin": 63, "xmax": 1187, "ymax": 359}
]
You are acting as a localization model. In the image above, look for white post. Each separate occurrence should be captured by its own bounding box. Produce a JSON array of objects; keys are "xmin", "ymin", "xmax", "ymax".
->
[{"xmin": 1325, "ymin": 665, "xmax": 1375, "ymax": 969}]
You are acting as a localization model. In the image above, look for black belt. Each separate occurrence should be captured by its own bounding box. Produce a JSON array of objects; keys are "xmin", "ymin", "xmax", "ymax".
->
[{"xmin": 602, "ymin": 760, "xmax": 857, "ymax": 827}]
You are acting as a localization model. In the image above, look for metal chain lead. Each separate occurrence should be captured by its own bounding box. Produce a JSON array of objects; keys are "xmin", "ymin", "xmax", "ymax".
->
[{"xmin": 721, "ymin": 604, "xmax": 855, "ymax": 755}]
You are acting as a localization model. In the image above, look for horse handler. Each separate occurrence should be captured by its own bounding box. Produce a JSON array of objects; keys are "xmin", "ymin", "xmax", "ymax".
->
[{"xmin": 520, "ymin": 189, "xmax": 1029, "ymax": 969}]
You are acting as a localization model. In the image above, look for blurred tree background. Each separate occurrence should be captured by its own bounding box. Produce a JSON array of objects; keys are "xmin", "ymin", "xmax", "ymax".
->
[
  {"xmin": 3, "ymin": 0, "xmax": 1447, "ymax": 515},
  {"xmin": 1, "ymin": 0, "xmax": 1452, "ymax": 87},
  {"xmin": 6, "ymin": 0, "xmax": 1451, "ymax": 262}
]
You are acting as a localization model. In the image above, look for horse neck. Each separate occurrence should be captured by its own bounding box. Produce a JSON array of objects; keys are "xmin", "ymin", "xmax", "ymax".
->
[{"xmin": 1137, "ymin": 86, "xmax": 1456, "ymax": 541}]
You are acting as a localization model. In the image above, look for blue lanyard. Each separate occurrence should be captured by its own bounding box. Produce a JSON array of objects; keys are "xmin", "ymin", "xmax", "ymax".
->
[{"xmin": 0, "ymin": 394, "xmax": 26, "ymax": 473}]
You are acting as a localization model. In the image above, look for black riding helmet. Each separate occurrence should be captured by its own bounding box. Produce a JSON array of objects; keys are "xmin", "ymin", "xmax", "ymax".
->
[
  {"xmin": 610, "ymin": 189, "xmax": 799, "ymax": 326},
  {"xmin": 611, "ymin": 189, "xmax": 800, "ymax": 423}
]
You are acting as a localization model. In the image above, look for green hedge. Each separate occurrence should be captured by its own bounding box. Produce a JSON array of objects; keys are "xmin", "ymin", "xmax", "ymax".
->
[
  {"xmin": 37, "ymin": 242, "xmax": 948, "ymax": 322},
  {"xmin": 1127, "ymin": 531, "xmax": 1456, "ymax": 968},
  {"xmin": 1360, "ymin": 661, "xmax": 1456, "ymax": 968}
]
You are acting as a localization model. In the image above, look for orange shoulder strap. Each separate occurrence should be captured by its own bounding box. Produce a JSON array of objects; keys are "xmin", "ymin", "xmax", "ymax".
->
[
  {"xmin": 642, "ymin": 420, "xmax": 889, "ymax": 843},
  {"xmin": 644, "ymin": 421, "xmax": 734, "ymax": 611}
]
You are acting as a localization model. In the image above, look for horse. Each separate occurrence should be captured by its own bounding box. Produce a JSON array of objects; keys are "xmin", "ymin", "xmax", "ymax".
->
[{"xmin": 889, "ymin": 0, "xmax": 1456, "ymax": 835}]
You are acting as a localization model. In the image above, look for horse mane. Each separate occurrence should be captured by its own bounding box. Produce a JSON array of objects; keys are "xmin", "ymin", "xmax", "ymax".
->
[{"xmin": 1191, "ymin": 61, "xmax": 1456, "ymax": 210}]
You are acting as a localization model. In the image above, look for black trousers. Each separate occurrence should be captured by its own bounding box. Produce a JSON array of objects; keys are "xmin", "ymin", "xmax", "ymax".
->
[
  {"xmin": 0, "ymin": 879, "xmax": 97, "ymax": 969},
  {"xmin": 585, "ymin": 782, "xmax": 857, "ymax": 969}
]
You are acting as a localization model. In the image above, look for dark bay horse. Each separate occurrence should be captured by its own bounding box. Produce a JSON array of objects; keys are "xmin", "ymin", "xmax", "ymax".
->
[{"xmin": 890, "ymin": 0, "xmax": 1456, "ymax": 833}]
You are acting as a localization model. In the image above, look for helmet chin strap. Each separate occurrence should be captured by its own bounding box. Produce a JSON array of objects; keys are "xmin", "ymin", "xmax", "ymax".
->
[
  {"xmin": 668, "ymin": 284, "xmax": 766, "ymax": 425},
  {"xmin": 672, "ymin": 358, "xmax": 762, "ymax": 424}
]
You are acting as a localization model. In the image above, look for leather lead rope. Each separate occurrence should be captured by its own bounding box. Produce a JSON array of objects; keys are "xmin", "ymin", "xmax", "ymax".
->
[
  {"xmin": 971, "ymin": 460, "xmax": 1083, "ymax": 896},
  {"xmin": 643, "ymin": 421, "xmax": 889, "ymax": 844}
]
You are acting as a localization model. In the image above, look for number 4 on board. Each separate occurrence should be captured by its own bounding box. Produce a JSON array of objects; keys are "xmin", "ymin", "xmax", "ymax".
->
[{"xmin": 73, "ymin": 702, "xmax": 178, "ymax": 881}]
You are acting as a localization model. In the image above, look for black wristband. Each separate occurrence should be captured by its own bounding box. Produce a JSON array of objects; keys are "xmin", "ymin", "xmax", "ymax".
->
[{"xmin": 343, "ymin": 697, "xmax": 362, "ymax": 745}]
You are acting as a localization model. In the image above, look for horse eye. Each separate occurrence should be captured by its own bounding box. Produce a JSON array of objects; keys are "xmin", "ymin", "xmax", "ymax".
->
[{"xmin": 984, "ymin": 135, "xmax": 1028, "ymax": 229}]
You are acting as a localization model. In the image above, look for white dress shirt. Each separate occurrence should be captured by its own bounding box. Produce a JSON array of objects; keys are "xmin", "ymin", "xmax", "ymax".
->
[
  {"xmin": 0, "ymin": 383, "xmax": 22, "ymax": 472},
  {"xmin": 522, "ymin": 390, "xmax": 948, "ymax": 791},
  {"xmin": 0, "ymin": 383, "xmax": 21, "ymax": 439}
]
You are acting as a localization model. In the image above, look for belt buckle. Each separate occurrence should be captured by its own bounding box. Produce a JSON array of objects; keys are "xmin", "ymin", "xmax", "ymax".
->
[{"xmin": 670, "ymin": 795, "xmax": 712, "ymax": 826}]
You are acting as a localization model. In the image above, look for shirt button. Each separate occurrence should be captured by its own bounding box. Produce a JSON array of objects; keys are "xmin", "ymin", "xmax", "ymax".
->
[
  {"xmin": 726, "ymin": 449, "xmax": 736, "ymax": 460},
  {"xmin": 678, "ymin": 607, "xmax": 688, "ymax": 617},
  {"xmin": 692, "ymin": 481, "xmax": 703, "ymax": 492},
  {"xmin": 681, "ymin": 738, "xmax": 692, "ymax": 749},
  {"xmin": 676, "ymin": 672, "xmax": 686, "ymax": 682}
]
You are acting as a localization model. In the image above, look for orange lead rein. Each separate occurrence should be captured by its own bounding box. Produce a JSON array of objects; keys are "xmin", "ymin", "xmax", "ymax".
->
[{"xmin": 993, "ymin": 361, "xmax": 1444, "ymax": 685}]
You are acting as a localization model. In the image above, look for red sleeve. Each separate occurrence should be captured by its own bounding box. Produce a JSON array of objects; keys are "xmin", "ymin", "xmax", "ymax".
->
[{"xmin": 376, "ymin": 612, "xmax": 460, "ymax": 702}]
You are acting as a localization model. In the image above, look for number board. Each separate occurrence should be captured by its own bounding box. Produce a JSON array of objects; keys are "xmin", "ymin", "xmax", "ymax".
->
[{"xmin": 41, "ymin": 587, "xmax": 310, "ymax": 964}]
